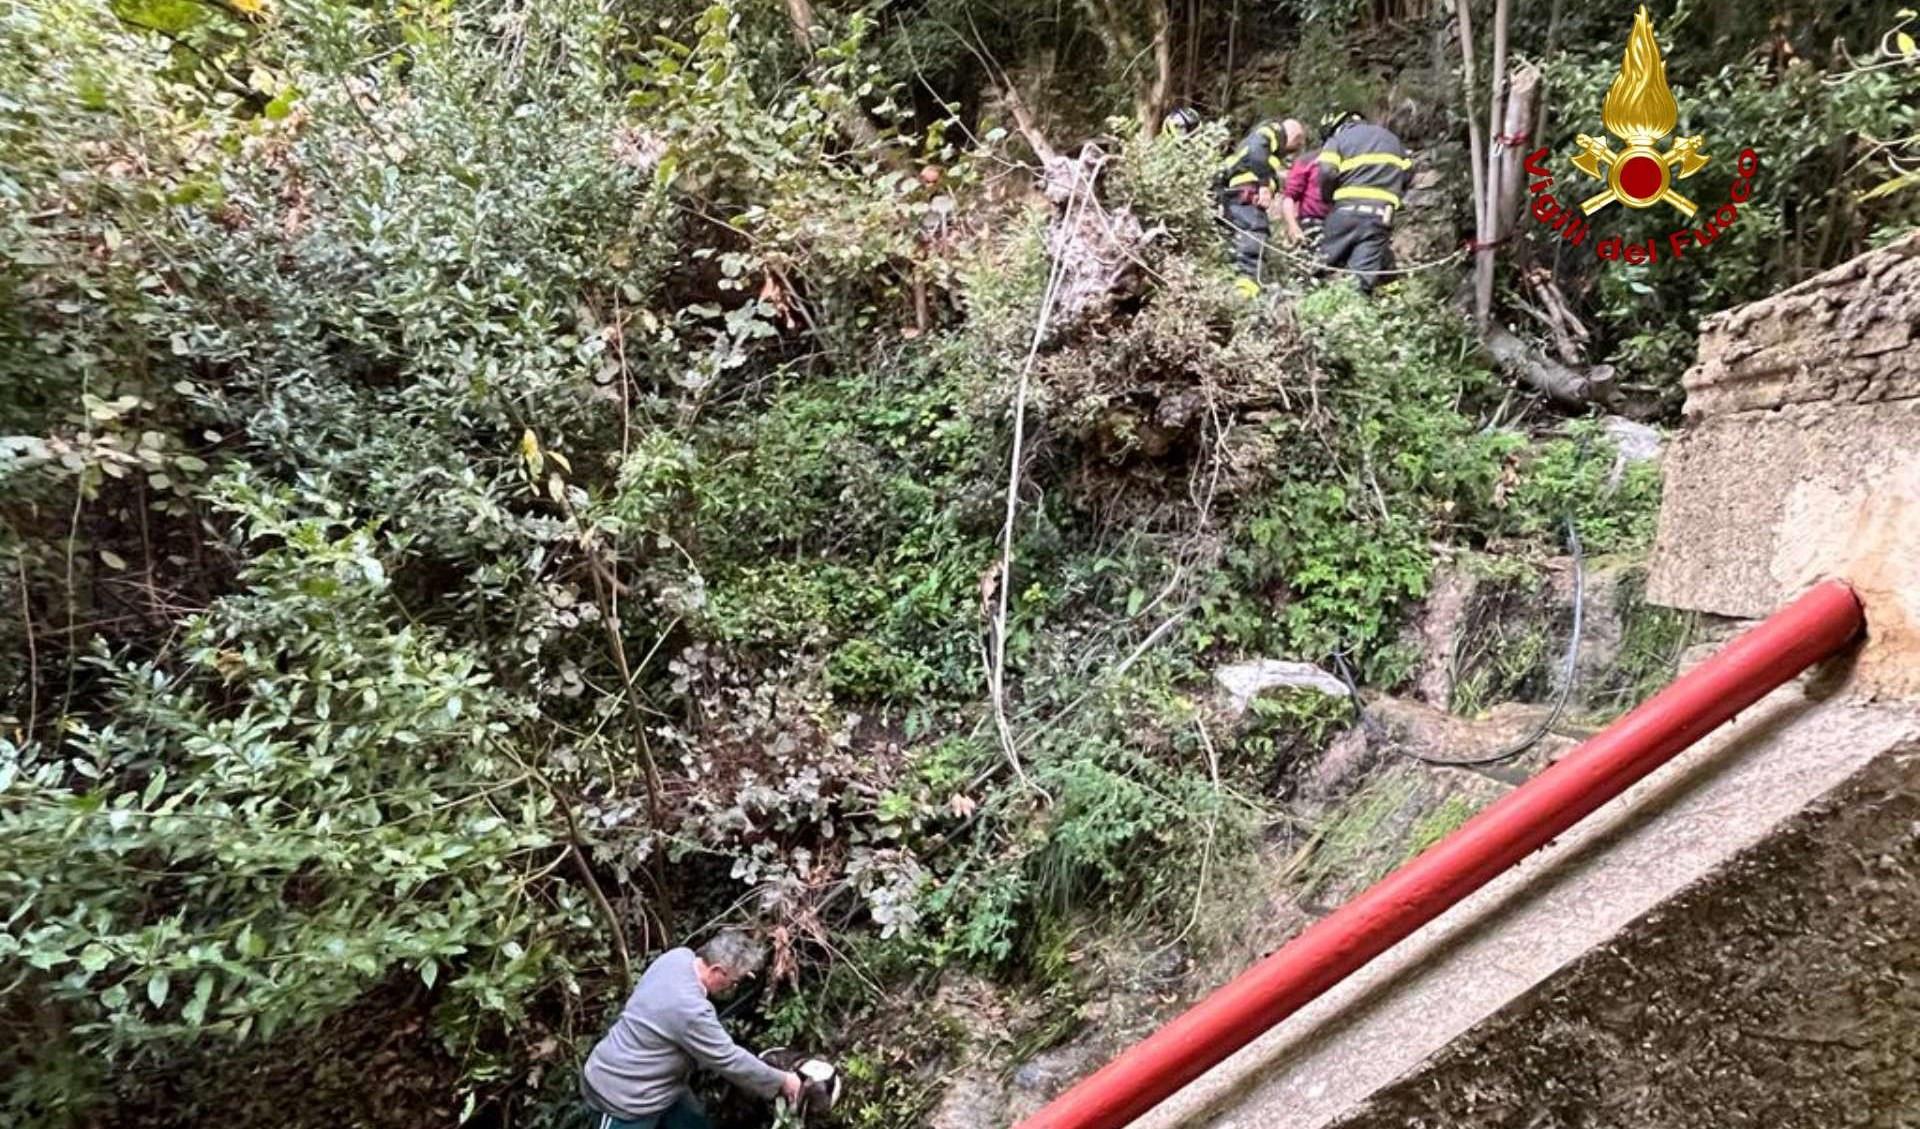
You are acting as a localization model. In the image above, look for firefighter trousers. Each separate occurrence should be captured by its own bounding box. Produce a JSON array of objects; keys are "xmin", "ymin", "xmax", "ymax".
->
[
  {"xmin": 1321, "ymin": 204, "xmax": 1395, "ymax": 293},
  {"xmin": 1221, "ymin": 198, "xmax": 1270, "ymax": 288}
]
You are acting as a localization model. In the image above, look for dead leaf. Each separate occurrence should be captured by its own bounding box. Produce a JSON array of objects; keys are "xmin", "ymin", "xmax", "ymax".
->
[
  {"xmin": 1491, "ymin": 452, "xmax": 1521, "ymax": 509},
  {"xmin": 758, "ymin": 274, "xmax": 796, "ymax": 329}
]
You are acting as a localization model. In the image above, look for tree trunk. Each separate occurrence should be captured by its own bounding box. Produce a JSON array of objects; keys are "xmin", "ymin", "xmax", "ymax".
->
[
  {"xmin": 1140, "ymin": 0, "xmax": 1174, "ymax": 139},
  {"xmin": 1220, "ymin": 0, "xmax": 1240, "ymax": 109},
  {"xmin": 1495, "ymin": 64, "xmax": 1539, "ymax": 242},
  {"xmin": 1471, "ymin": 0, "xmax": 1511, "ymax": 330},
  {"xmin": 1532, "ymin": 0, "xmax": 1566, "ymax": 151},
  {"xmin": 1455, "ymin": 0, "xmax": 1489, "ymax": 328},
  {"xmin": 1484, "ymin": 323, "xmax": 1614, "ymax": 406},
  {"xmin": 1183, "ymin": 0, "xmax": 1200, "ymax": 105},
  {"xmin": 1082, "ymin": 0, "xmax": 1172, "ymax": 138},
  {"xmin": 783, "ymin": 0, "xmax": 814, "ymax": 46},
  {"xmin": 1483, "ymin": 0, "xmax": 1512, "ymax": 218}
]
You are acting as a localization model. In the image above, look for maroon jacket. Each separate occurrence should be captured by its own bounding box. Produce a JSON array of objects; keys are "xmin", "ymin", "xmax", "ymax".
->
[{"xmin": 1283, "ymin": 157, "xmax": 1329, "ymax": 220}]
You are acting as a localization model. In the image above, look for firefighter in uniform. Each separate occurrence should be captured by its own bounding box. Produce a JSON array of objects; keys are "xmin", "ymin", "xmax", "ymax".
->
[
  {"xmin": 1315, "ymin": 112, "xmax": 1413, "ymax": 293},
  {"xmin": 1218, "ymin": 118, "xmax": 1303, "ymax": 297}
]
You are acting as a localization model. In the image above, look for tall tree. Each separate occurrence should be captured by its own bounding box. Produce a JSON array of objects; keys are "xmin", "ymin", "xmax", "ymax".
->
[{"xmin": 1081, "ymin": 0, "xmax": 1176, "ymax": 137}]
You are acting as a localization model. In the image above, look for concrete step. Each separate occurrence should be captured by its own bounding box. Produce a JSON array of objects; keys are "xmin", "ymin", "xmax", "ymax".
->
[
  {"xmin": 1328, "ymin": 741, "xmax": 1920, "ymax": 1128},
  {"xmin": 1129, "ymin": 679, "xmax": 1919, "ymax": 1129}
]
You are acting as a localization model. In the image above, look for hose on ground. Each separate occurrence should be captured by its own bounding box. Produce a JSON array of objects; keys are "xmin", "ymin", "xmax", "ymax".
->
[{"xmin": 1333, "ymin": 510, "xmax": 1587, "ymax": 769}]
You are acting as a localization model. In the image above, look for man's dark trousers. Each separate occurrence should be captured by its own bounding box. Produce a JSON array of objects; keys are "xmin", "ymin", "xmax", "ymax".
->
[
  {"xmin": 584, "ymin": 1092, "xmax": 711, "ymax": 1129},
  {"xmin": 1223, "ymin": 197, "xmax": 1270, "ymax": 289},
  {"xmin": 1320, "ymin": 203, "xmax": 1395, "ymax": 293}
]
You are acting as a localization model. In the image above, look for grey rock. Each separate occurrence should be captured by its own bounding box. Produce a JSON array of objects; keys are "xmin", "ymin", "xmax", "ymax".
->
[
  {"xmin": 926, "ymin": 1069, "xmax": 1008, "ymax": 1129},
  {"xmin": 1214, "ymin": 659, "xmax": 1350, "ymax": 717},
  {"xmin": 1601, "ymin": 416, "xmax": 1664, "ymax": 464}
]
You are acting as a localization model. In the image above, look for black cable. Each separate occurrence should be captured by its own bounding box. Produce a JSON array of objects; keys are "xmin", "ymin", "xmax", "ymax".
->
[{"xmin": 1333, "ymin": 511, "xmax": 1587, "ymax": 770}]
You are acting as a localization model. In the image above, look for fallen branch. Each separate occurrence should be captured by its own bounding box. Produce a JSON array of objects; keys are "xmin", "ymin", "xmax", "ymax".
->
[
  {"xmin": 994, "ymin": 72, "xmax": 1059, "ymax": 164},
  {"xmin": 501, "ymin": 744, "xmax": 641, "ymax": 987},
  {"xmin": 958, "ymin": 12, "xmax": 1059, "ymax": 163},
  {"xmin": 983, "ymin": 159, "xmax": 1106, "ymax": 804},
  {"xmin": 1456, "ymin": 0, "xmax": 1490, "ymax": 328},
  {"xmin": 1520, "ymin": 267, "xmax": 1591, "ymax": 366},
  {"xmin": 1484, "ymin": 322, "xmax": 1616, "ymax": 406}
]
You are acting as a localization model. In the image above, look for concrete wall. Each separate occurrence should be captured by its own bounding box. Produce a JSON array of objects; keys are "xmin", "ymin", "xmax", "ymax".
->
[
  {"xmin": 1326, "ymin": 745, "xmax": 1920, "ymax": 1129},
  {"xmin": 1128, "ymin": 691, "xmax": 1919, "ymax": 1129},
  {"xmin": 1649, "ymin": 233, "xmax": 1920, "ymax": 699}
]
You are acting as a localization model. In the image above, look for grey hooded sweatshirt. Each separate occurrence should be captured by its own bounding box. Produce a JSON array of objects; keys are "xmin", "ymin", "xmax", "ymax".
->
[{"xmin": 582, "ymin": 947, "xmax": 787, "ymax": 1118}]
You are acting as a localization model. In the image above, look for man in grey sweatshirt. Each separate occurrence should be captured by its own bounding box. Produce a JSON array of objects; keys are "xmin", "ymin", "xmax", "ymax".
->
[{"xmin": 581, "ymin": 932, "xmax": 802, "ymax": 1128}]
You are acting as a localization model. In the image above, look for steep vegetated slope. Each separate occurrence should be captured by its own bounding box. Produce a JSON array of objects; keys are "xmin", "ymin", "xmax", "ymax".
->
[{"xmin": 1, "ymin": 2, "xmax": 1915, "ymax": 1126}]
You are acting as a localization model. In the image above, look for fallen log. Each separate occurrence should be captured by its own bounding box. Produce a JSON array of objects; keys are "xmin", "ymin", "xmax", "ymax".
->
[{"xmin": 1484, "ymin": 322, "xmax": 1616, "ymax": 407}]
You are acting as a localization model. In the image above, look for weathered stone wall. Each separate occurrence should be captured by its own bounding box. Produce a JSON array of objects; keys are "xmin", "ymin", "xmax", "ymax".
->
[{"xmin": 1649, "ymin": 233, "xmax": 1920, "ymax": 698}]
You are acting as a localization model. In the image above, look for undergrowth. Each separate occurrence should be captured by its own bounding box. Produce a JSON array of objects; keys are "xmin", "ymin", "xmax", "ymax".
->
[{"xmin": 2, "ymin": 0, "xmax": 1847, "ymax": 1123}]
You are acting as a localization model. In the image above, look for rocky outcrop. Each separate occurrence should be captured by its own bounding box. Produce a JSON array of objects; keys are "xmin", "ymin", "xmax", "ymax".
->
[{"xmin": 1410, "ymin": 552, "xmax": 1678, "ymax": 722}]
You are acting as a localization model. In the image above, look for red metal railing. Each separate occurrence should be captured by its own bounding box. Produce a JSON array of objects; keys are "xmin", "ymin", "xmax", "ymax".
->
[{"xmin": 1015, "ymin": 579, "xmax": 1865, "ymax": 1129}]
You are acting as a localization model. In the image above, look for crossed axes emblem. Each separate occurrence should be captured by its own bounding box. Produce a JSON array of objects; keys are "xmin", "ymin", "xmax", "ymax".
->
[{"xmin": 1569, "ymin": 133, "xmax": 1711, "ymax": 216}]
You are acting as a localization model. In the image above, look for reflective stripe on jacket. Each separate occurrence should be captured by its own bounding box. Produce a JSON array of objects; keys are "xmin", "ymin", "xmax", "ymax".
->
[
  {"xmin": 1220, "ymin": 121, "xmax": 1287, "ymax": 194},
  {"xmin": 1315, "ymin": 121, "xmax": 1412, "ymax": 210}
]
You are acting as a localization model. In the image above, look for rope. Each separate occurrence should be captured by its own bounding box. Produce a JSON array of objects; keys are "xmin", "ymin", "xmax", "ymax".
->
[
  {"xmin": 984, "ymin": 154, "xmax": 1108, "ymax": 805},
  {"xmin": 1222, "ymin": 211, "xmax": 1468, "ymax": 280},
  {"xmin": 1332, "ymin": 435, "xmax": 1596, "ymax": 769}
]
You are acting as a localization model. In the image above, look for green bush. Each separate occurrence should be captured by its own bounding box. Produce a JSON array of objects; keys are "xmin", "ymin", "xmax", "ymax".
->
[
  {"xmin": 1, "ymin": 478, "xmax": 566, "ymax": 1055},
  {"xmin": 1535, "ymin": 18, "xmax": 1920, "ymax": 390},
  {"xmin": 1198, "ymin": 282, "xmax": 1515, "ymax": 680},
  {"xmin": 1108, "ymin": 117, "xmax": 1233, "ymax": 245},
  {"xmin": 1497, "ymin": 421, "xmax": 1664, "ymax": 557}
]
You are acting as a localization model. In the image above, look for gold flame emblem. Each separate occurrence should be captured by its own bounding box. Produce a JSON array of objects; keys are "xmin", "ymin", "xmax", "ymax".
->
[{"xmin": 1570, "ymin": 5, "xmax": 1709, "ymax": 216}]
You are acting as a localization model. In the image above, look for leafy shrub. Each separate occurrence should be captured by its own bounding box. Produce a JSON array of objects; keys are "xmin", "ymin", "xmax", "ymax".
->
[
  {"xmin": 1497, "ymin": 420, "xmax": 1664, "ymax": 556},
  {"xmin": 1, "ymin": 478, "xmax": 566, "ymax": 1056},
  {"xmin": 1536, "ymin": 21, "xmax": 1920, "ymax": 390},
  {"xmin": 1197, "ymin": 282, "xmax": 1515, "ymax": 680},
  {"xmin": 1237, "ymin": 688, "xmax": 1357, "ymax": 793},
  {"xmin": 1107, "ymin": 117, "xmax": 1233, "ymax": 245}
]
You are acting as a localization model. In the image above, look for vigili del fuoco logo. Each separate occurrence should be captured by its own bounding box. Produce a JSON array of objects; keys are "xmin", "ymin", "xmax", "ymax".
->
[{"xmin": 1522, "ymin": 5, "xmax": 1758, "ymax": 264}]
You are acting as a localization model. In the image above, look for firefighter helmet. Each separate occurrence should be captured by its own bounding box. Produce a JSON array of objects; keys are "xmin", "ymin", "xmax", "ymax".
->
[
  {"xmin": 1318, "ymin": 109, "xmax": 1361, "ymax": 134},
  {"xmin": 1163, "ymin": 106, "xmax": 1203, "ymax": 135}
]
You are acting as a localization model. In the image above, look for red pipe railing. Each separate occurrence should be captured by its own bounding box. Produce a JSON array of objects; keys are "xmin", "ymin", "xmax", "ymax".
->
[{"xmin": 1015, "ymin": 578, "xmax": 1865, "ymax": 1129}]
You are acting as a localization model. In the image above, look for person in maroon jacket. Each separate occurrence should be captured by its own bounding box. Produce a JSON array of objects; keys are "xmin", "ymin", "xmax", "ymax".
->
[{"xmin": 1279, "ymin": 140, "xmax": 1330, "ymax": 249}]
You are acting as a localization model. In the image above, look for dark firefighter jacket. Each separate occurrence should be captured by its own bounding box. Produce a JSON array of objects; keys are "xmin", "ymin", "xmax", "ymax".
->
[
  {"xmin": 1315, "ymin": 121, "xmax": 1413, "ymax": 210},
  {"xmin": 1220, "ymin": 120, "xmax": 1288, "ymax": 199}
]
